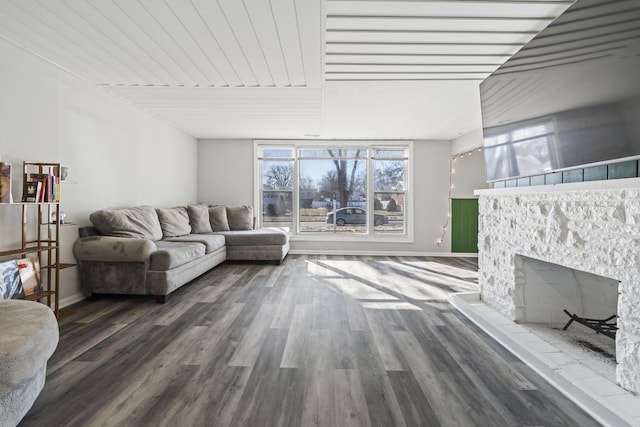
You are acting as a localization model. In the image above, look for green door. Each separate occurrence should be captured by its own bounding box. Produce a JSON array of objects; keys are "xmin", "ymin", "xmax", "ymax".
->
[{"xmin": 451, "ymin": 198, "xmax": 479, "ymax": 253}]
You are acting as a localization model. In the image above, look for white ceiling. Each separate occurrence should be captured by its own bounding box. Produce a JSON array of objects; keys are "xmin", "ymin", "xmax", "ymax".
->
[{"xmin": 0, "ymin": 0, "xmax": 574, "ymax": 140}]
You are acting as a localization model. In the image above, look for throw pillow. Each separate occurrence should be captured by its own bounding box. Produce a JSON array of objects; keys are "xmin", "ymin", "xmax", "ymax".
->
[
  {"xmin": 90, "ymin": 206, "xmax": 163, "ymax": 240},
  {"xmin": 187, "ymin": 204, "xmax": 213, "ymax": 234},
  {"xmin": 209, "ymin": 205, "xmax": 230, "ymax": 232},
  {"xmin": 226, "ymin": 205, "xmax": 254, "ymax": 230},
  {"xmin": 156, "ymin": 207, "xmax": 191, "ymax": 237}
]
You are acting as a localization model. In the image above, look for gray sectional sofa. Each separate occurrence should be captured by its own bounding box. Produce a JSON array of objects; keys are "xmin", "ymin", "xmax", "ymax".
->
[{"xmin": 73, "ymin": 204, "xmax": 289, "ymax": 303}]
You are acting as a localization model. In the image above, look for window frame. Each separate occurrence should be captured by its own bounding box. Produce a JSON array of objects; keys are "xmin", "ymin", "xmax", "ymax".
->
[{"xmin": 254, "ymin": 140, "xmax": 413, "ymax": 243}]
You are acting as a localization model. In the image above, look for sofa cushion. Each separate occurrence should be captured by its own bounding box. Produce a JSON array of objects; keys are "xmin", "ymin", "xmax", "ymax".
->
[
  {"xmin": 226, "ymin": 205, "xmax": 254, "ymax": 231},
  {"xmin": 209, "ymin": 205, "xmax": 230, "ymax": 232},
  {"xmin": 150, "ymin": 241, "xmax": 205, "ymax": 270},
  {"xmin": 90, "ymin": 206, "xmax": 163, "ymax": 241},
  {"xmin": 219, "ymin": 228, "xmax": 289, "ymax": 246},
  {"xmin": 163, "ymin": 234, "xmax": 225, "ymax": 254},
  {"xmin": 156, "ymin": 207, "xmax": 191, "ymax": 238},
  {"xmin": 187, "ymin": 204, "xmax": 213, "ymax": 234},
  {"xmin": 73, "ymin": 236, "xmax": 157, "ymax": 262}
]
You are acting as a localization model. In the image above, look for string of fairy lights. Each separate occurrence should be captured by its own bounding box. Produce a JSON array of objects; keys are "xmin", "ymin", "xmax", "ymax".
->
[{"xmin": 434, "ymin": 146, "xmax": 483, "ymax": 246}]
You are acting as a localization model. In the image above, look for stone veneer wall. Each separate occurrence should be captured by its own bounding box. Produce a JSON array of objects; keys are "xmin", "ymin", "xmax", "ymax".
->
[{"xmin": 477, "ymin": 183, "xmax": 640, "ymax": 393}]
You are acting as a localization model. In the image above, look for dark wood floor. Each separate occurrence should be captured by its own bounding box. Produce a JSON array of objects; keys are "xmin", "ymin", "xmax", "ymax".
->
[{"xmin": 21, "ymin": 255, "xmax": 601, "ymax": 427}]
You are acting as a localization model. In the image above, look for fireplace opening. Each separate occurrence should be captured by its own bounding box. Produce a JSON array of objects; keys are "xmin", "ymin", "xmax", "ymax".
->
[{"xmin": 514, "ymin": 255, "xmax": 619, "ymax": 373}]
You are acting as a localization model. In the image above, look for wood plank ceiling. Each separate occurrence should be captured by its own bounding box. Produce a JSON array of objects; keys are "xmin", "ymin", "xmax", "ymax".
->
[{"xmin": 0, "ymin": 0, "xmax": 574, "ymax": 140}]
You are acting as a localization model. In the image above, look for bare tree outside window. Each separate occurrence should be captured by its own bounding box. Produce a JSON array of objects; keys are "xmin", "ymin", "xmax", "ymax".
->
[
  {"xmin": 264, "ymin": 164, "xmax": 292, "ymax": 190},
  {"xmin": 327, "ymin": 149, "xmax": 363, "ymax": 208},
  {"xmin": 375, "ymin": 160, "xmax": 404, "ymax": 190}
]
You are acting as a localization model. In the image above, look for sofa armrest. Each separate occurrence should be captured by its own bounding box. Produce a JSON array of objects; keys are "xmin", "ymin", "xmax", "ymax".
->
[{"xmin": 73, "ymin": 236, "xmax": 157, "ymax": 262}]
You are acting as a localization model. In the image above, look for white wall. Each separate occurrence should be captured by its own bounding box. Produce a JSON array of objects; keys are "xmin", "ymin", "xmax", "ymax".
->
[
  {"xmin": 451, "ymin": 149, "xmax": 489, "ymax": 198},
  {"xmin": 0, "ymin": 39, "xmax": 198, "ymax": 307},
  {"xmin": 451, "ymin": 127, "xmax": 483, "ymax": 155},
  {"xmin": 198, "ymin": 138, "xmax": 457, "ymax": 254},
  {"xmin": 198, "ymin": 139, "xmax": 254, "ymax": 205}
]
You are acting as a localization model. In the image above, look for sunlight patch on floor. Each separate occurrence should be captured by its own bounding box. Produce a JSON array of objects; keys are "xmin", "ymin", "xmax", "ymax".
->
[
  {"xmin": 305, "ymin": 260, "xmax": 342, "ymax": 276},
  {"xmin": 325, "ymin": 277, "xmax": 398, "ymax": 301},
  {"xmin": 383, "ymin": 265, "xmax": 478, "ymax": 296},
  {"xmin": 361, "ymin": 301, "xmax": 422, "ymax": 311},
  {"xmin": 308, "ymin": 258, "xmax": 479, "ymax": 302},
  {"xmin": 391, "ymin": 260, "xmax": 479, "ymax": 281},
  {"xmin": 313, "ymin": 259, "xmax": 384, "ymax": 285}
]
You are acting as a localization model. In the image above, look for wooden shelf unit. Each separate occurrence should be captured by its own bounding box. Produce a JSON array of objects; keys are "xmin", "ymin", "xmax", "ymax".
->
[{"xmin": 0, "ymin": 161, "xmax": 68, "ymax": 318}]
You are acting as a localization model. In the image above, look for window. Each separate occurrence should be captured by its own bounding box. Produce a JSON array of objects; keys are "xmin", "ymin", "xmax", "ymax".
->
[
  {"xmin": 256, "ymin": 141, "xmax": 411, "ymax": 240},
  {"xmin": 373, "ymin": 148, "xmax": 406, "ymax": 235},
  {"xmin": 260, "ymin": 147, "xmax": 294, "ymax": 230}
]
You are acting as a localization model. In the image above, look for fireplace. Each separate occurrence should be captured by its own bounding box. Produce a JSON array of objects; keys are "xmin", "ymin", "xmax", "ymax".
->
[
  {"xmin": 516, "ymin": 255, "xmax": 618, "ymax": 379},
  {"xmin": 515, "ymin": 255, "xmax": 619, "ymax": 326},
  {"xmin": 475, "ymin": 179, "xmax": 640, "ymax": 395}
]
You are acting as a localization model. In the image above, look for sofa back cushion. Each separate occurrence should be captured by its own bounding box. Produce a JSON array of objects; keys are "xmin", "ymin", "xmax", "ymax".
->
[
  {"xmin": 187, "ymin": 204, "xmax": 213, "ymax": 234},
  {"xmin": 209, "ymin": 205, "xmax": 230, "ymax": 232},
  {"xmin": 156, "ymin": 207, "xmax": 191, "ymax": 237},
  {"xmin": 226, "ymin": 205, "xmax": 254, "ymax": 230},
  {"xmin": 90, "ymin": 206, "xmax": 163, "ymax": 240}
]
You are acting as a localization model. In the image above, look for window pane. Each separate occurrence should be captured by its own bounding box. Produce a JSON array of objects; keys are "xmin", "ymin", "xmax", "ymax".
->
[
  {"xmin": 299, "ymin": 156, "xmax": 367, "ymax": 234},
  {"xmin": 373, "ymin": 148, "xmax": 406, "ymax": 159},
  {"xmin": 261, "ymin": 190, "xmax": 292, "ymax": 229},
  {"xmin": 374, "ymin": 192, "xmax": 404, "ymax": 234},
  {"xmin": 299, "ymin": 148, "xmax": 367, "ymax": 159},
  {"xmin": 374, "ymin": 159, "xmax": 405, "ymax": 191},
  {"xmin": 263, "ymin": 160, "xmax": 293, "ymax": 190},
  {"xmin": 262, "ymin": 147, "xmax": 293, "ymax": 158},
  {"xmin": 374, "ymin": 147, "xmax": 405, "ymax": 234}
]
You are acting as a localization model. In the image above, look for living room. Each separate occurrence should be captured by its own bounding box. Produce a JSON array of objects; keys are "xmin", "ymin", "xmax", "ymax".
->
[
  {"xmin": 2, "ymin": 1, "xmax": 640, "ymax": 426},
  {"xmin": 0, "ymin": 5, "xmax": 490, "ymax": 309}
]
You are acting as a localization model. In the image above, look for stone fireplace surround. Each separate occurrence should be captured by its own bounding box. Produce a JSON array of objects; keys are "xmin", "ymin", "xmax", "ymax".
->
[{"xmin": 459, "ymin": 178, "xmax": 640, "ymax": 426}]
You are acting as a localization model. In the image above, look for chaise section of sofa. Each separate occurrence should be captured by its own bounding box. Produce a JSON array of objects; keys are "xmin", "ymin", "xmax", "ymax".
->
[
  {"xmin": 208, "ymin": 205, "xmax": 290, "ymax": 264},
  {"xmin": 73, "ymin": 204, "xmax": 290, "ymax": 303},
  {"xmin": 221, "ymin": 228, "xmax": 290, "ymax": 263}
]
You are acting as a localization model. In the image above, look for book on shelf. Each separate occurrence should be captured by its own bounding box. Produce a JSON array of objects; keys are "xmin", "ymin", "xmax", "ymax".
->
[
  {"xmin": 0, "ymin": 259, "xmax": 24, "ymax": 300},
  {"xmin": 25, "ymin": 172, "xmax": 59, "ymax": 202},
  {"xmin": 27, "ymin": 173, "xmax": 47, "ymax": 202},
  {"xmin": 22, "ymin": 181, "xmax": 38, "ymax": 202},
  {"xmin": 0, "ymin": 162, "xmax": 12, "ymax": 203},
  {"xmin": 17, "ymin": 257, "xmax": 42, "ymax": 296}
]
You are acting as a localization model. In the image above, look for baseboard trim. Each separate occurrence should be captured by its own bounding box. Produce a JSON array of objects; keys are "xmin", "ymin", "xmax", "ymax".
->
[{"xmin": 60, "ymin": 293, "xmax": 87, "ymax": 309}]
